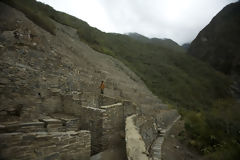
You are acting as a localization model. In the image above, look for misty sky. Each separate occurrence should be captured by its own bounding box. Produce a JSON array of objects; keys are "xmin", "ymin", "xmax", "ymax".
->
[{"xmin": 38, "ymin": 0, "xmax": 237, "ymax": 45}]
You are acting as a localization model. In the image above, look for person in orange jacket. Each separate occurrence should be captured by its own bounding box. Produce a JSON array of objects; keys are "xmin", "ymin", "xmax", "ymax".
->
[{"xmin": 100, "ymin": 81, "xmax": 105, "ymax": 94}]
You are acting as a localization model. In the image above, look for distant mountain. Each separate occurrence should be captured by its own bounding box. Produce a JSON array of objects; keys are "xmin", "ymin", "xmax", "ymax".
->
[
  {"xmin": 127, "ymin": 32, "xmax": 185, "ymax": 52},
  {"xmin": 188, "ymin": 2, "xmax": 240, "ymax": 75},
  {"xmin": 182, "ymin": 43, "xmax": 190, "ymax": 50},
  {"xmin": 127, "ymin": 32, "xmax": 149, "ymax": 43}
]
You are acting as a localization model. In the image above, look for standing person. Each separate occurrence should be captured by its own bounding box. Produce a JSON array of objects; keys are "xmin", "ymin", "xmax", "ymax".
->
[{"xmin": 100, "ymin": 81, "xmax": 105, "ymax": 94}]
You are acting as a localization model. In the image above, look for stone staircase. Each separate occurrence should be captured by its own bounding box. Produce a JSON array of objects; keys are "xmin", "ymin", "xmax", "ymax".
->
[
  {"xmin": 150, "ymin": 115, "xmax": 181, "ymax": 160},
  {"xmin": 124, "ymin": 108, "xmax": 181, "ymax": 160},
  {"xmin": 0, "ymin": 117, "xmax": 91, "ymax": 160},
  {"xmin": 151, "ymin": 137, "xmax": 164, "ymax": 160}
]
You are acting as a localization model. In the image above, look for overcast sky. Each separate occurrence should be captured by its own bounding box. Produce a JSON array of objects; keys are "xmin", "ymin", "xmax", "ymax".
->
[{"xmin": 38, "ymin": 0, "xmax": 237, "ymax": 45}]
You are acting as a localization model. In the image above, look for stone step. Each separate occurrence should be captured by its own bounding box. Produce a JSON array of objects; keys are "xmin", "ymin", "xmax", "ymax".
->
[
  {"xmin": 39, "ymin": 118, "xmax": 62, "ymax": 124},
  {"xmin": 0, "ymin": 122, "xmax": 46, "ymax": 133},
  {"xmin": 150, "ymin": 137, "xmax": 164, "ymax": 160},
  {"xmin": 153, "ymin": 152, "xmax": 161, "ymax": 156}
]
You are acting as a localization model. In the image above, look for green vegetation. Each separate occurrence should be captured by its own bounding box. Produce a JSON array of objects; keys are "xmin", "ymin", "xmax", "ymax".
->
[
  {"xmin": 188, "ymin": 2, "xmax": 240, "ymax": 75},
  {"xmin": 2, "ymin": 0, "xmax": 56, "ymax": 35},
  {"xmin": 2, "ymin": 0, "xmax": 239, "ymax": 159},
  {"xmin": 182, "ymin": 98, "xmax": 240, "ymax": 159}
]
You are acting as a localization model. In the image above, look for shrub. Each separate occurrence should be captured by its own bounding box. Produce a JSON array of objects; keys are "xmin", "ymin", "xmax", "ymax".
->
[
  {"xmin": 23, "ymin": 8, "xmax": 56, "ymax": 35},
  {"xmin": 2, "ymin": 0, "xmax": 56, "ymax": 35}
]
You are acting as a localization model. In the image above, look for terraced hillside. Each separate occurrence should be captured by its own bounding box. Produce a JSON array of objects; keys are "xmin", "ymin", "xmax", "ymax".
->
[{"xmin": 1, "ymin": 0, "xmax": 239, "ymax": 159}]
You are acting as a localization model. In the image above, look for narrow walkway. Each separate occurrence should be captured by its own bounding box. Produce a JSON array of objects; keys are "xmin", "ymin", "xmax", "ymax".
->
[
  {"xmin": 151, "ymin": 116, "xmax": 181, "ymax": 160},
  {"xmin": 151, "ymin": 137, "xmax": 164, "ymax": 160}
]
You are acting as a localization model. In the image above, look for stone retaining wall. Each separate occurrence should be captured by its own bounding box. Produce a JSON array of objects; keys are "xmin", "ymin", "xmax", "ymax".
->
[
  {"xmin": 0, "ymin": 131, "xmax": 91, "ymax": 160},
  {"xmin": 125, "ymin": 115, "xmax": 149, "ymax": 160},
  {"xmin": 81, "ymin": 92, "xmax": 99, "ymax": 108},
  {"xmin": 0, "ymin": 118, "xmax": 90, "ymax": 160},
  {"xmin": 101, "ymin": 103, "xmax": 124, "ymax": 149},
  {"xmin": 125, "ymin": 111, "xmax": 179, "ymax": 160},
  {"xmin": 100, "ymin": 95, "xmax": 120, "ymax": 106},
  {"xmin": 135, "ymin": 115, "xmax": 158, "ymax": 151},
  {"xmin": 79, "ymin": 100, "xmax": 136, "ymax": 155},
  {"xmin": 122, "ymin": 100, "xmax": 137, "ymax": 118},
  {"xmin": 0, "ymin": 118, "xmax": 80, "ymax": 133},
  {"xmin": 79, "ymin": 106, "xmax": 106, "ymax": 154}
]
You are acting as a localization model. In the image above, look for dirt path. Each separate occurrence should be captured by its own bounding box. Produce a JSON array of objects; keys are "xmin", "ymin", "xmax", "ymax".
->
[{"xmin": 162, "ymin": 120, "xmax": 202, "ymax": 160}]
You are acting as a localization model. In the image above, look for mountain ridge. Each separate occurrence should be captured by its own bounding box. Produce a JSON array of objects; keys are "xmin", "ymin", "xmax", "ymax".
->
[
  {"xmin": 1, "ymin": 0, "xmax": 239, "ymax": 159},
  {"xmin": 188, "ymin": 1, "xmax": 240, "ymax": 99},
  {"xmin": 188, "ymin": 1, "xmax": 240, "ymax": 75},
  {"xmin": 127, "ymin": 32, "xmax": 185, "ymax": 52}
]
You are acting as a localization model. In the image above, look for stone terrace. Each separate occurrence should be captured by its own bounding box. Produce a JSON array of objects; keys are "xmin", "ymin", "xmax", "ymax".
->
[
  {"xmin": 0, "ymin": 119, "xmax": 91, "ymax": 160},
  {"xmin": 0, "ymin": 93, "xmax": 137, "ymax": 160}
]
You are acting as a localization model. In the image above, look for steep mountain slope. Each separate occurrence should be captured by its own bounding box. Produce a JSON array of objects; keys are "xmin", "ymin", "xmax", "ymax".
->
[
  {"xmin": 1, "ymin": 0, "xmax": 231, "ymax": 110},
  {"xmin": 127, "ymin": 32, "xmax": 149, "ymax": 43},
  {"xmin": 127, "ymin": 32, "xmax": 185, "ymax": 52},
  {"xmin": 1, "ymin": 0, "xmax": 239, "ymax": 159},
  {"xmin": 187, "ymin": 2, "xmax": 240, "ymax": 159},
  {"xmin": 0, "ymin": 3, "xmax": 176, "ymax": 159},
  {"xmin": 0, "ymin": 2, "xmax": 165, "ymax": 123},
  {"xmin": 188, "ymin": 2, "xmax": 240, "ymax": 76}
]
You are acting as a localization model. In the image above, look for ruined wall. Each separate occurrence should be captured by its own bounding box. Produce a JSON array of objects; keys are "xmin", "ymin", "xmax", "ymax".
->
[
  {"xmin": 81, "ymin": 92, "xmax": 99, "ymax": 108},
  {"xmin": 78, "ymin": 106, "xmax": 105, "ymax": 154},
  {"xmin": 0, "ymin": 119, "xmax": 91, "ymax": 160},
  {"xmin": 101, "ymin": 103, "xmax": 125, "ymax": 149},
  {"xmin": 100, "ymin": 95, "xmax": 120, "ymax": 106},
  {"xmin": 61, "ymin": 94, "xmax": 82, "ymax": 115},
  {"xmin": 74, "ymin": 95, "xmax": 137, "ymax": 155},
  {"xmin": 78, "ymin": 101, "xmax": 136, "ymax": 154},
  {"xmin": 0, "ymin": 131, "xmax": 90, "ymax": 160},
  {"xmin": 135, "ymin": 115, "xmax": 158, "ymax": 151},
  {"xmin": 125, "ymin": 114, "xmax": 158, "ymax": 160},
  {"xmin": 125, "ymin": 115, "xmax": 149, "ymax": 160},
  {"xmin": 122, "ymin": 100, "xmax": 137, "ymax": 117}
]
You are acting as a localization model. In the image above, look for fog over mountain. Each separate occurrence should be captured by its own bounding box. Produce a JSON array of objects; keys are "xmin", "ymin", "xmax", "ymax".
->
[{"xmin": 37, "ymin": 0, "xmax": 237, "ymax": 44}]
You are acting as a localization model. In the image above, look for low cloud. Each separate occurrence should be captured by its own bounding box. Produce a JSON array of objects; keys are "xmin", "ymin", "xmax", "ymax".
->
[{"xmin": 38, "ymin": 0, "xmax": 237, "ymax": 44}]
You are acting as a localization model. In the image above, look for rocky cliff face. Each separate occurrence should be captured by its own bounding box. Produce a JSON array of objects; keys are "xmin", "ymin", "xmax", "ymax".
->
[
  {"xmin": 188, "ymin": 2, "xmax": 240, "ymax": 75},
  {"xmin": 188, "ymin": 1, "xmax": 240, "ymax": 98}
]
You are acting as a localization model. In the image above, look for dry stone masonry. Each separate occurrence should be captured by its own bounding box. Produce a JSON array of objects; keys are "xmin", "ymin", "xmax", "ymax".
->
[
  {"xmin": 0, "ymin": 119, "xmax": 91, "ymax": 160},
  {"xmin": 0, "ymin": 2, "xmax": 181, "ymax": 160},
  {"xmin": 0, "ymin": 93, "xmax": 138, "ymax": 159},
  {"xmin": 125, "ymin": 110, "xmax": 180, "ymax": 160}
]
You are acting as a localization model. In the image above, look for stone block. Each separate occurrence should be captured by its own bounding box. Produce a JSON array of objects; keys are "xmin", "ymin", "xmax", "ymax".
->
[
  {"xmin": 47, "ymin": 124, "xmax": 64, "ymax": 132},
  {"xmin": 16, "ymin": 122, "xmax": 45, "ymax": 133},
  {"xmin": 100, "ymin": 95, "xmax": 120, "ymax": 106},
  {"xmin": 39, "ymin": 118, "xmax": 62, "ymax": 124},
  {"xmin": 0, "ymin": 124, "xmax": 6, "ymax": 133},
  {"xmin": 63, "ymin": 95, "xmax": 82, "ymax": 114},
  {"xmin": 0, "ymin": 130, "xmax": 91, "ymax": 159},
  {"xmin": 123, "ymin": 100, "xmax": 137, "ymax": 117},
  {"xmin": 44, "ymin": 152, "xmax": 60, "ymax": 160},
  {"xmin": 61, "ymin": 118, "xmax": 79, "ymax": 131},
  {"xmin": 41, "ymin": 96, "xmax": 62, "ymax": 113}
]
